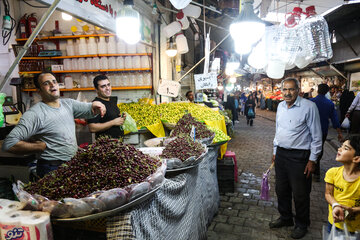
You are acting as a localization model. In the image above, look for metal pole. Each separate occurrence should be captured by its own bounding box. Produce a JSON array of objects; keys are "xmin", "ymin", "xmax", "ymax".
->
[
  {"xmin": 326, "ymin": 61, "xmax": 349, "ymax": 81},
  {"xmin": 177, "ymin": 32, "xmax": 230, "ymax": 82},
  {"xmin": 0, "ymin": 0, "xmax": 61, "ymax": 91}
]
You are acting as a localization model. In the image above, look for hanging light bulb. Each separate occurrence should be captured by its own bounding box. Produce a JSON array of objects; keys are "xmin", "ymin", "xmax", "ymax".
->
[
  {"xmin": 225, "ymin": 83, "xmax": 234, "ymax": 92},
  {"xmin": 116, "ymin": 0, "xmax": 141, "ymax": 45},
  {"xmin": 62, "ymin": 12, "xmax": 73, "ymax": 21},
  {"xmin": 230, "ymin": 77, "xmax": 237, "ymax": 83},
  {"xmin": 230, "ymin": 0, "xmax": 265, "ymax": 54},
  {"xmin": 165, "ymin": 38, "xmax": 177, "ymax": 57},
  {"xmin": 331, "ymin": 30, "xmax": 337, "ymax": 43},
  {"xmin": 225, "ymin": 55, "xmax": 239, "ymax": 76},
  {"xmin": 217, "ymin": 85, "xmax": 224, "ymax": 91}
]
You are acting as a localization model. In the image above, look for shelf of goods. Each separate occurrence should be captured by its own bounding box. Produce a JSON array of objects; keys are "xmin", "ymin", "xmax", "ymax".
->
[
  {"xmin": 22, "ymin": 86, "xmax": 152, "ymax": 92},
  {"xmin": 15, "ymin": 34, "xmax": 125, "ymax": 41},
  {"xmin": 20, "ymin": 53, "xmax": 152, "ymax": 60},
  {"xmin": 19, "ymin": 68, "xmax": 152, "ymax": 74}
]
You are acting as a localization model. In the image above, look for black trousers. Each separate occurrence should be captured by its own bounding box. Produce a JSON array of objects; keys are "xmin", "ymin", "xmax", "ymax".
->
[
  {"xmin": 315, "ymin": 133, "xmax": 327, "ymax": 176},
  {"xmin": 350, "ymin": 110, "xmax": 360, "ymax": 134},
  {"xmin": 275, "ymin": 147, "xmax": 312, "ymax": 229}
]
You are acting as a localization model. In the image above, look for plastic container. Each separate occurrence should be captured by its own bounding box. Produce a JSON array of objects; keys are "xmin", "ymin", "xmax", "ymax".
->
[
  {"xmin": 122, "ymin": 72, "xmax": 129, "ymax": 86},
  {"xmin": 78, "ymin": 58, "xmax": 86, "ymax": 70},
  {"xmin": 63, "ymin": 59, "xmax": 72, "ymax": 71},
  {"xmin": 163, "ymin": 21, "xmax": 182, "ymax": 38},
  {"xmin": 144, "ymin": 72, "xmax": 152, "ymax": 86},
  {"xmin": 127, "ymin": 44, "xmax": 136, "ymax": 54},
  {"xmin": 87, "ymin": 74, "xmax": 94, "ymax": 88},
  {"xmin": 85, "ymin": 58, "xmax": 92, "ymax": 70},
  {"xmin": 98, "ymin": 36, "xmax": 107, "ymax": 54},
  {"xmin": 137, "ymin": 72, "xmax": 144, "ymax": 86},
  {"xmin": 176, "ymin": 11, "xmax": 189, "ymax": 30},
  {"xmin": 74, "ymin": 39, "xmax": 80, "ymax": 55},
  {"xmin": 132, "ymin": 56, "xmax": 141, "ymax": 69},
  {"xmin": 175, "ymin": 33, "xmax": 189, "ymax": 54},
  {"xmin": 266, "ymin": 60, "xmax": 286, "ymax": 79},
  {"xmin": 78, "ymin": 37, "xmax": 88, "ymax": 55},
  {"xmin": 115, "ymin": 74, "xmax": 122, "ymax": 87},
  {"xmin": 80, "ymin": 74, "xmax": 88, "ymax": 88},
  {"xmin": 100, "ymin": 57, "xmax": 109, "ymax": 69},
  {"xmin": 182, "ymin": 4, "xmax": 201, "ymax": 18},
  {"xmin": 87, "ymin": 37, "xmax": 98, "ymax": 55},
  {"xmin": 71, "ymin": 58, "xmax": 79, "ymax": 70},
  {"xmin": 107, "ymin": 36, "xmax": 117, "ymax": 54},
  {"xmin": 116, "ymin": 57, "xmax": 125, "ymax": 69},
  {"xmin": 303, "ymin": 5, "xmax": 333, "ymax": 62},
  {"xmin": 125, "ymin": 56, "xmax": 133, "ymax": 69},
  {"xmin": 64, "ymin": 76, "xmax": 73, "ymax": 89},
  {"xmin": 108, "ymin": 56, "xmax": 116, "ymax": 69},
  {"xmin": 66, "ymin": 39, "xmax": 75, "ymax": 56},
  {"xmin": 128, "ymin": 72, "xmax": 136, "ymax": 86},
  {"xmin": 136, "ymin": 43, "xmax": 146, "ymax": 53},
  {"xmin": 141, "ymin": 56, "xmax": 150, "ymax": 68},
  {"xmin": 116, "ymin": 39, "xmax": 127, "ymax": 54},
  {"xmin": 92, "ymin": 57, "xmax": 100, "ymax": 69}
]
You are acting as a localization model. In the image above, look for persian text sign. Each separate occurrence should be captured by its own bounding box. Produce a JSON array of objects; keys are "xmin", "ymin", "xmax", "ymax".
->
[
  {"xmin": 157, "ymin": 80, "xmax": 180, "ymax": 97},
  {"xmin": 35, "ymin": 0, "xmax": 118, "ymax": 32},
  {"xmin": 194, "ymin": 72, "xmax": 217, "ymax": 90}
]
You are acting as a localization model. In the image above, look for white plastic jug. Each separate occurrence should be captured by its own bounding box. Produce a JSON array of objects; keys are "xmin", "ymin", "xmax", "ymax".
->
[
  {"xmin": 136, "ymin": 43, "xmax": 146, "ymax": 53},
  {"xmin": 141, "ymin": 56, "xmax": 150, "ymax": 68},
  {"xmin": 92, "ymin": 57, "xmax": 100, "ymax": 69},
  {"xmin": 176, "ymin": 11, "xmax": 190, "ymax": 30},
  {"xmin": 116, "ymin": 57, "xmax": 125, "ymax": 69},
  {"xmin": 87, "ymin": 37, "xmax": 98, "ymax": 55},
  {"xmin": 80, "ymin": 74, "xmax": 88, "ymax": 88},
  {"xmin": 132, "ymin": 56, "xmax": 141, "ymax": 69},
  {"xmin": 63, "ymin": 59, "xmax": 72, "ymax": 71},
  {"xmin": 125, "ymin": 56, "xmax": 133, "ymax": 69},
  {"xmin": 163, "ymin": 21, "xmax": 182, "ymax": 38},
  {"xmin": 71, "ymin": 58, "xmax": 79, "ymax": 70},
  {"xmin": 85, "ymin": 58, "xmax": 93, "ymax": 70},
  {"xmin": 108, "ymin": 56, "xmax": 116, "ymax": 69},
  {"xmin": 78, "ymin": 58, "xmax": 86, "ymax": 70},
  {"xmin": 98, "ymin": 36, "xmax": 107, "ymax": 54},
  {"xmin": 127, "ymin": 44, "xmax": 136, "ymax": 54},
  {"xmin": 64, "ymin": 76, "xmax": 73, "ymax": 89},
  {"xmin": 116, "ymin": 39, "xmax": 127, "ymax": 54},
  {"xmin": 182, "ymin": 4, "xmax": 201, "ymax": 18},
  {"xmin": 100, "ymin": 57, "xmax": 109, "ymax": 69},
  {"xmin": 66, "ymin": 39, "xmax": 75, "ymax": 56},
  {"xmin": 78, "ymin": 37, "xmax": 88, "ymax": 55},
  {"xmin": 266, "ymin": 60, "xmax": 285, "ymax": 79},
  {"xmin": 107, "ymin": 36, "xmax": 117, "ymax": 54},
  {"xmin": 175, "ymin": 33, "xmax": 189, "ymax": 54}
]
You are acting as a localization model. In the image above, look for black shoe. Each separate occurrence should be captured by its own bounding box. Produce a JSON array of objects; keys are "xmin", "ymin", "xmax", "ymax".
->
[
  {"xmin": 290, "ymin": 227, "xmax": 307, "ymax": 239},
  {"xmin": 269, "ymin": 218, "xmax": 294, "ymax": 228}
]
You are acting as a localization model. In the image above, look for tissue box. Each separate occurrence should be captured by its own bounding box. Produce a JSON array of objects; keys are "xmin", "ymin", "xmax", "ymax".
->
[{"xmin": 51, "ymin": 65, "xmax": 64, "ymax": 71}]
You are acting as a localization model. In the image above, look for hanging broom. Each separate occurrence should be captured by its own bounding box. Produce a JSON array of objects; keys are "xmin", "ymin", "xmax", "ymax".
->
[{"xmin": 260, "ymin": 162, "xmax": 274, "ymax": 201}]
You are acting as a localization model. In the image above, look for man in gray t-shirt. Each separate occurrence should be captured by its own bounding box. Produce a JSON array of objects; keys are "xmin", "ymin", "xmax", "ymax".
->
[{"xmin": 2, "ymin": 72, "xmax": 106, "ymax": 177}]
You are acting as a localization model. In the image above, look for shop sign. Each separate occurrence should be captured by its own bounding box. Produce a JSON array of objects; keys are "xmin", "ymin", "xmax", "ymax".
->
[
  {"xmin": 157, "ymin": 80, "xmax": 180, "ymax": 98},
  {"xmin": 35, "ymin": 0, "xmax": 119, "ymax": 32},
  {"xmin": 194, "ymin": 72, "xmax": 217, "ymax": 90}
]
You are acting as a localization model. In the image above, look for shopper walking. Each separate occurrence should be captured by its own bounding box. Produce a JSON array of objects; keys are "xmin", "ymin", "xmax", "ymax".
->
[
  {"xmin": 310, "ymin": 84, "xmax": 343, "ymax": 182},
  {"xmin": 269, "ymin": 78, "xmax": 322, "ymax": 239},
  {"xmin": 345, "ymin": 91, "xmax": 360, "ymax": 134},
  {"xmin": 245, "ymin": 94, "xmax": 256, "ymax": 126},
  {"xmin": 240, "ymin": 92, "xmax": 247, "ymax": 115},
  {"xmin": 339, "ymin": 90, "xmax": 355, "ymax": 124}
]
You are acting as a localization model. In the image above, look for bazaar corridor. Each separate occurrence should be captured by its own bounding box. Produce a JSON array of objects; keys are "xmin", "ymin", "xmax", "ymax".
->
[{"xmin": 207, "ymin": 109, "xmax": 342, "ymax": 240}]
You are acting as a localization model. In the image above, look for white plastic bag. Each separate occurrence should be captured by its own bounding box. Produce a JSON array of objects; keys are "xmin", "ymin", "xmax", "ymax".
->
[
  {"xmin": 341, "ymin": 117, "xmax": 350, "ymax": 129},
  {"xmin": 322, "ymin": 223, "xmax": 358, "ymax": 240}
]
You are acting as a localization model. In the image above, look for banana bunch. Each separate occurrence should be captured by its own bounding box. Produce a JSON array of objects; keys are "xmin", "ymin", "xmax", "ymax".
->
[
  {"xmin": 207, "ymin": 126, "xmax": 231, "ymax": 143},
  {"xmin": 118, "ymin": 103, "xmax": 160, "ymax": 128}
]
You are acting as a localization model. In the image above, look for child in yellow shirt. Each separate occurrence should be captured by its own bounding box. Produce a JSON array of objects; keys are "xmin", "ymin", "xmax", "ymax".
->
[{"xmin": 324, "ymin": 136, "xmax": 360, "ymax": 233}]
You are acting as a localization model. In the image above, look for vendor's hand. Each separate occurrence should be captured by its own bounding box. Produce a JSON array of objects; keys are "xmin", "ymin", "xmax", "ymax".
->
[
  {"xmin": 272, "ymin": 155, "xmax": 275, "ymax": 164},
  {"xmin": 341, "ymin": 205, "xmax": 354, "ymax": 218},
  {"xmin": 92, "ymin": 101, "xmax": 106, "ymax": 118},
  {"xmin": 112, "ymin": 116, "xmax": 125, "ymax": 126},
  {"xmin": 304, "ymin": 160, "xmax": 316, "ymax": 178},
  {"xmin": 345, "ymin": 113, "xmax": 350, "ymax": 118},
  {"xmin": 338, "ymin": 133, "xmax": 344, "ymax": 142},
  {"xmin": 333, "ymin": 206, "xmax": 345, "ymax": 222},
  {"xmin": 34, "ymin": 141, "xmax": 46, "ymax": 152}
]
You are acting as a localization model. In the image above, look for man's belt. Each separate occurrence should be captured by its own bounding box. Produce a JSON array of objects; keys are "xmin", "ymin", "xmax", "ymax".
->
[
  {"xmin": 277, "ymin": 146, "xmax": 310, "ymax": 152},
  {"xmin": 37, "ymin": 159, "xmax": 66, "ymax": 166}
]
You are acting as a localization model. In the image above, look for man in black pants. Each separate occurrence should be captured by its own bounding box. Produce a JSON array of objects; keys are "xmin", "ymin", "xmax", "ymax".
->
[
  {"xmin": 270, "ymin": 78, "xmax": 322, "ymax": 239},
  {"xmin": 88, "ymin": 75, "xmax": 126, "ymax": 139}
]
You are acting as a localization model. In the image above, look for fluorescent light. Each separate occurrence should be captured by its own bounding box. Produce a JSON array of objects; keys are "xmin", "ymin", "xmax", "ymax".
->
[
  {"xmin": 116, "ymin": 0, "xmax": 141, "ymax": 44},
  {"xmin": 62, "ymin": 12, "xmax": 73, "ymax": 21}
]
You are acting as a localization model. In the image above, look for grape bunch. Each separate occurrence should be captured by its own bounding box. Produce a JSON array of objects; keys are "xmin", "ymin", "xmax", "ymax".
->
[
  {"xmin": 24, "ymin": 137, "xmax": 160, "ymax": 200},
  {"xmin": 170, "ymin": 113, "xmax": 214, "ymax": 139},
  {"xmin": 161, "ymin": 136, "xmax": 205, "ymax": 162}
]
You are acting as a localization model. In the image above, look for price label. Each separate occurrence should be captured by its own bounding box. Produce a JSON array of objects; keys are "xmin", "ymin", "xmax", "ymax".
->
[
  {"xmin": 194, "ymin": 72, "xmax": 217, "ymax": 90},
  {"xmin": 157, "ymin": 80, "xmax": 181, "ymax": 98}
]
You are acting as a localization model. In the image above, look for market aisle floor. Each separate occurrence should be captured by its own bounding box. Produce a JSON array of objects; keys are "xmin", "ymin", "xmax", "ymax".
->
[{"xmin": 207, "ymin": 109, "xmax": 341, "ymax": 240}]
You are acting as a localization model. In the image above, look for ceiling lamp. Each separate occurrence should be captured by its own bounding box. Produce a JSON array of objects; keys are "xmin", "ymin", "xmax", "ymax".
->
[
  {"xmin": 225, "ymin": 55, "xmax": 239, "ymax": 76},
  {"xmin": 116, "ymin": 0, "xmax": 141, "ymax": 44},
  {"xmin": 62, "ymin": 12, "xmax": 73, "ymax": 21},
  {"xmin": 229, "ymin": 0, "xmax": 265, "ymax": 55},
  {"xmin": 229, "ymin": 77, "xmax": 236, "ymax": 83},
  {"xmin": 166, "ymin": 38, "xmax": 177, "ymax": 57}
]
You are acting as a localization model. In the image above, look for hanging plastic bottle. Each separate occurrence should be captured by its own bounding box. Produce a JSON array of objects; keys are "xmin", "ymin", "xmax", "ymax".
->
[
  {"xmin": 303, "ymin": 5, "xmax": 333, "ymax": 62},
  {"xmin": 265, "ymin": 26, "xmax": 286, "ymax": 79},
  {"xmin": 175, "ymin": 33, "xmax": 188, "ymax": 54},
  {"xmin": 163, "ymin": 21, "xmax": 182, "ymax": 38},
  {"xmin": 176, "ymin": 11, "xmax": 189, "ymax": 30},
  {"xmin": 182, "ymin": 4, "xmax": 201, "ymax": 18}
]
